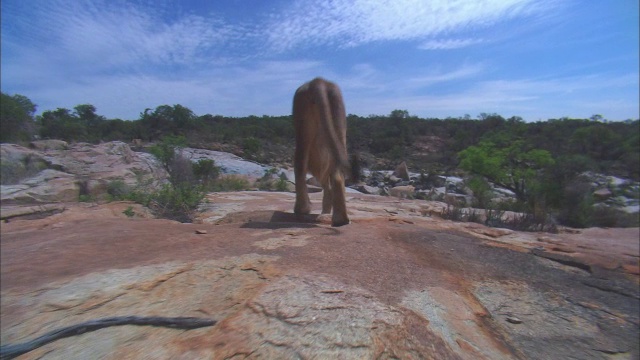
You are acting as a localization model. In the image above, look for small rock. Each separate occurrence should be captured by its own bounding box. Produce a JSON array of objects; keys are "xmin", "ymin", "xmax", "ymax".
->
[
  {"xmin": 388, "ymin": 175, "xmax": 402, "ymax": 184},
  {"xmin": 444, "ymin": 193, "xmax": 469, "ymax": 206},
  {"xmin": 506, "ymin": 316, "xmax": 522, "ymax": 324},
  {"xmin": 307, "ymin": 177, "xmax": 321, "ymax": 187},
  {"xmin": 353, "ymin": 184, "xmax": 381, "ymax": 195},
  {"xmin": 306, "ymin": 185, "xmax": 323, "ymax": 193},
  {"xmin": 393, "ymin": 162, "xmax": 410, "ymax": 181},
  {"xmin": 29, "ymin": 139, "xmax": 69, "ymax": 151},
  {"xmin": 593, "ymin": 188, "xmax": 612, "ymax": 200},
  {"xmin": 389, "ymin": 185, "xmax": 415, "ymax": 199},
  {"xmin": 466, "ymin": 225, "xmax": 513, "ymax": 238},
  {"xmin": 195, "ymin": 229, "xmax": 208, "ymax": 234},
  {"xmin": 560, "ymin": 228, "xmax": 581, "ymax": 234}
]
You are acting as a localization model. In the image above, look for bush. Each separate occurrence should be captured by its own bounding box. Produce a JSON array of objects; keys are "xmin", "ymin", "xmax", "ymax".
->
[
  {"xmin": 211, "ymin": 175, "xmax": 252, "ymax": 192},
  {"xmin": 439, "ymin": 204, "xmax": 466, "ymax": 222},
  {"xmin": 148, "ymin": 135, "xmax": 188, "ymax": 173},
  {"xmin": 193, "ymin": 159, "xmax": 220, "ymax": 189},
  {"xmin": 107, "ymin": 179, "xmax": 130, "ymax": 199},
  {"xmin": 484, "ymin": 208, "xmax": 506, "ymax": 227},
  {"xmin": 255, "ymin": 168, "xmax": 290, "ymax": 192},
  {"xmin": 590, "ymin": 206, "xmax": 639, "ymax": 228},
  {"xmin": 123, "ymin": 206, "xmax": 135, "ymax": 217},
  {"xmin": 439, "ymin": 204, "xmax": 558, "ymax": 233},
  {"xmin": 1, "ymin": 92, "xmax": 37, "ymax": 143},
  {"xmin": 275, "ymin": 176, "xmax": 290, "ymax": 192},
  {"xmin": 557, "ymin": 180, "xmax": 593, "ymax": 228},
  {"xmin": 242, "ymin": 137, "xmax": 261, "ymax": 158},
  {"xmin": 125, "ymin": 184, "xmax": 205, "ymax": 223},
  {"xmin": 465, "ymin": 176, "xmax": 493, "ymax": 209},
  {"xmin": 107, "ymin": 176, "xmax": 205, "ymax": 223},
  {"xmin": 349, "ymin": 153, "xmax": 363, "ymax": 184},
  {"xmin": 78, "ymin": 194, "xmax": 94, "ymax": 202},
  {"xmin": 0, "ymin": 154, "xmax": 47, "ymax": 185},
  {"xmin": 497, "ymin": 212, "xmax": 558, "ymax": 233},
  {"xmin": 147, "ymin": 184, "xmax": 205, "ymax": 222},
  {"xmin": 168, "ymin": 154, "xmax": 196, "ymax": 186}
]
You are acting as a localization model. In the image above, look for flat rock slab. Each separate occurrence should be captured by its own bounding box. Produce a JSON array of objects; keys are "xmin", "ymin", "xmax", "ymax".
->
[{"xmin": 1, "ymin": 192, "xmax": 638, "ymax": 359}]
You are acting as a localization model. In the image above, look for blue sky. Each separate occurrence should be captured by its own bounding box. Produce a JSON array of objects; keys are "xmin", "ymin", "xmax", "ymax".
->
[{"xmin": 1, "ymin": 0, "xmax": 638, "ymax": 121}]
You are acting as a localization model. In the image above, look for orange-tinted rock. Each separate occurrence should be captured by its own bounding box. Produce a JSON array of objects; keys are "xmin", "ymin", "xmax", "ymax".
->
[{"xmin": 1, "ymin": 192, "xmax": 638, "ymax": 359}]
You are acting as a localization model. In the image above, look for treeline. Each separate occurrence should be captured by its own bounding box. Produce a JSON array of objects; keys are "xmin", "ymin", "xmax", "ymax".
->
[
  {"xmin": 2, "ymin": 92, "xmax": 639, "ymax": 227},
  {"xmin": 1, "ymin": 92, "xmax": 638, "ymax": 181}
]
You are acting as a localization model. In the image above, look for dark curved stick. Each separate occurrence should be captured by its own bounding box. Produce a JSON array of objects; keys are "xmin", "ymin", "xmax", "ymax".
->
[{"xmin": 0, "ymin": 316, "xmax": 216, "ymax": 360}]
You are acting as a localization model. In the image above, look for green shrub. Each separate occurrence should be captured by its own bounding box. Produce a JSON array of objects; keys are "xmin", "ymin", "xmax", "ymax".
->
[
  {"xmin": 498, "ymin": 212, "xmax": 558, "ymax": 233},
  {"xmin": 193, "ymin": 159, "xmax": 220, "ymax": 189},
  {"xmin": 148, "ymin": 135, "xmax": 188, "ymax": 172},
  {"xmin": 168, "ymin": 154, "xmax": 196, "ymax": 186},
  {"xmin": 349, "ymin": 153, "xmax": 363, "ymax": 184},
  {"xmin": 275, "ymin": 177, "xmax": 289, "ymax": 192},
  {"xmin": 0, "ymin": 162, "xmax": 25, "ymax": 185},
  {"xmin": 107, "ymin": 178, "xmax": 205, "ymax": 223},
  {"xmin": 466, "ymin": 176, "xmax": 493, "ymax": 209},
  {"xmin": 137, "ymin": 183, "xmax": 205, "ymax": 223},
  {"xmin": 78, "ymin": 194, "xmax": 94, "ymax": 202},
  {"xmin": 0, "ymin": 154, "xmax": 48, "ymax": 185},
  {"xmin": 467, "ymin": 209, "xmax": 483, "ymax": 223},
  {"xmin": 211, "ymin": 175, "xmax": 251, "ymax": 192},
  {"xmin": 107, "ymin": 179, "xmax": 130, "ymax": 200},
  {"xmin": 557, "ymin": 180, "xmax": 593, "ymax": 228},
  {"xmin": 123, "ymin": 206, "xmax": 135, "ymax": 218},
  {"xmin": 439, "ymin": 205, "xmax": 557, "ymax": 233},
  {"xmin": 484, "ymin": 208, "xmax": 506, "ymax": 227},
  {"xmin": 590, "ymin": 206, "xmax": 639, "ymax": 228},
  {"xmin": 440, "ymin": 204, "xmax": 465, "ymax": 222},
  {"xmin": 242, "ymin": 137, "xmax": 261, "ymax": 158},
  {"xmin": 1, "ymin": 92, "xmax": 37, "ymax": 143},
  {"xmin": 256, "ymin": 168, "xmax": 290, "ymax": 192}
]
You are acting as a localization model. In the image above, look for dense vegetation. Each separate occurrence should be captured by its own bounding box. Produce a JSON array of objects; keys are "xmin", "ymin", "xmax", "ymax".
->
[{"xmin": 2, "ymin": 92, "xmax": 638, "ymax": 227}]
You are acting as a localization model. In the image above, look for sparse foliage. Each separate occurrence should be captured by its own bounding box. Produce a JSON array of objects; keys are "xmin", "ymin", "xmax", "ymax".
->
[
  {"xmin": 3, "ymin": 93, "xmax": 637, "ymax": 228},
  {"xmin": 1, "ymin": 92, "xmax": 37, "ymax": 142}
]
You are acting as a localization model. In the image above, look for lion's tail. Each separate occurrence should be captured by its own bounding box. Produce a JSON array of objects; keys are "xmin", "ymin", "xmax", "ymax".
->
[{"xmin": 315, "ymin": 81, "xmax": 350, "ymax": 180}]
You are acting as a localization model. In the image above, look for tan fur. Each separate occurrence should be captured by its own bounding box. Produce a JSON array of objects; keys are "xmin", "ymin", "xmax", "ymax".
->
[{"xmin": 293, "ymin": 77, "xmax": 350, "ymax": 226}]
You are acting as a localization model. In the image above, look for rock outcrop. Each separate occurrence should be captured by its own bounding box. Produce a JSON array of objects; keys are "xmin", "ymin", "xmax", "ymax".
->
[
  {"xmin": 0, "ymin": 142, "xmax": 289, "ymax": 206},
  {"xmin": 1, "ymin": 142, "xmax": 168, "ymax": 204},
  {"xmin": 1, "ymin": 192, "xmax": 638, "ymax": 359},
  {"xmin": 179, "ymin": 147, "xmax": 276, "ymax": 179}
]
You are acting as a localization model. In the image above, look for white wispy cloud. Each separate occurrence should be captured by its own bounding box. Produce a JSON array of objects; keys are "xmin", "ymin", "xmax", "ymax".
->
[
  {"xmin": 1, "ymin": 0, "xmax": 262, "ymax": 117},
  {"xmin": 418, "ymin": 38, "xmax": 484, "ymax": 50},
  {"xmin": 2, "ymin": 0, "xmax": 635, "ymax": 121},
  {"xmin": 17, "ymin": 59, "xmax": 332, "ymax": 119},
  {"xmin": 265, "ymin": 0, "xmax": 553, "ymax": 51},
  {"xmin": 345, "ymin": 72, "xmax": 639, "ymax": 120},
  {"xmin": 406, "ymin": 64, "xmax": 485, "ymax": 88},
  {"xmin": 4, "ymin": 0, "xmax": 243, "ymax": 73}
]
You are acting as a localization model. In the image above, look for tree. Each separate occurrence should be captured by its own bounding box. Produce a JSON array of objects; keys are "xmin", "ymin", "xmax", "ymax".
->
[
  {"xmin": 458, "ymin": 140, "xmax": 555, "ymax": 202},
  {"xmin": 38, "ymin": 108, "xmax": 88, "ymax": 141},
  {"xmin": 73, "ymin": 104, "xmax": 107, "ymax": 142},
  {"xmin": 74, "ymin": 104, "xmax": 105, "ymax": 125},
  {"xmin": 0, "ymin": 92, "xmax": 37, "ymax": 142},
  {"xmin": 569, "ymin": 125, "xmax": 623, "ymax": 162},
  {"xmin": 390, "ymin": 109, "xmax": 409, "ymax": 119},
  {"xmin": 138, "ymin": 104, "xmax": 196, "ymax": 140},
  {"xmin": 148, "ymin": 135, "xmax": 188, "ymax": 173}
]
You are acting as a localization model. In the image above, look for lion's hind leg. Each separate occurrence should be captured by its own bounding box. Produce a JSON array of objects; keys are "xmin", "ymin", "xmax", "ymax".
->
[
  {"xmin": 321, "ymin": 182, "xmax": 333, "ymax": 214},
  {"xmin": 294, "ymin": 151, "xmax": 312, "ymax": 215},
  {"xmin": 330, "ymin": 172, "xmax": 349, "ymax": 227}
]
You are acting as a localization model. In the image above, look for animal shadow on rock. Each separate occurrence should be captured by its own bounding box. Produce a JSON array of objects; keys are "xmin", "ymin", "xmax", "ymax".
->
[{"xmin": 240, "ymin": 210, "xmax": 340, "ymax": 233}]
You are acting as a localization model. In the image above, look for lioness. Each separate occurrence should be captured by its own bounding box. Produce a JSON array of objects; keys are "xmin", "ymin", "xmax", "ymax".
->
[{"xmin": 292, "ymin": 77, "xmax": 350, "ymax": 227}]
